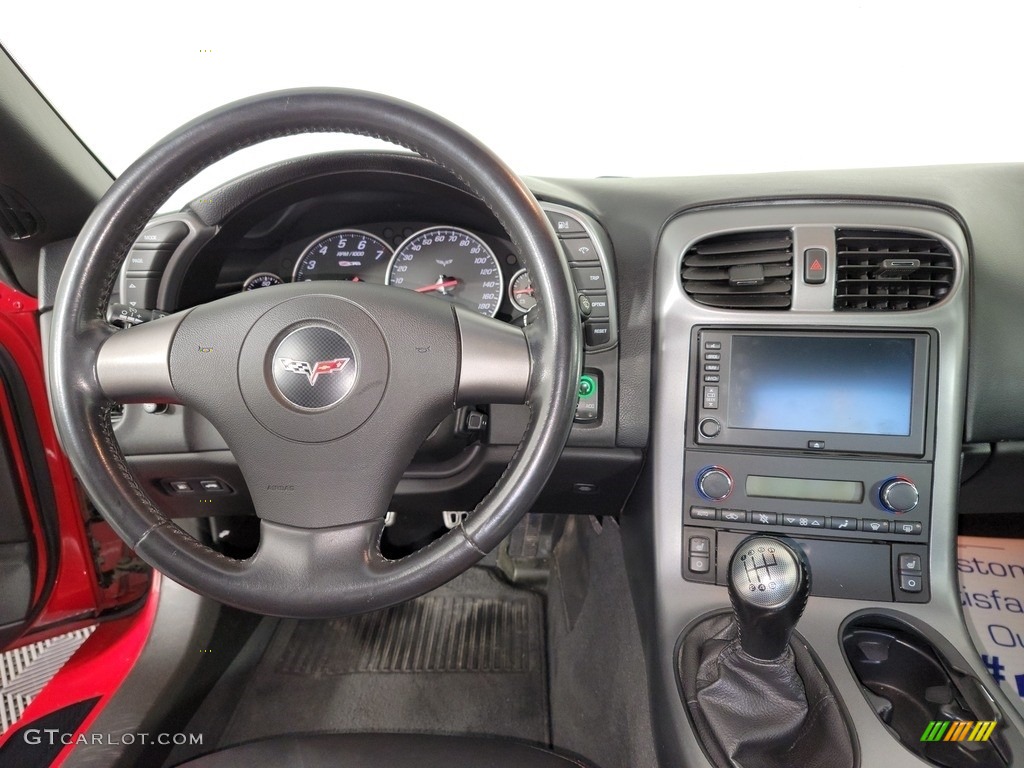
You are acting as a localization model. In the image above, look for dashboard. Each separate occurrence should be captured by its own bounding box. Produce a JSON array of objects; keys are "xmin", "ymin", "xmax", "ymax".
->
[{"xmin": 35, "ymin": 148, "xmax": 1024, "ymax": 768}]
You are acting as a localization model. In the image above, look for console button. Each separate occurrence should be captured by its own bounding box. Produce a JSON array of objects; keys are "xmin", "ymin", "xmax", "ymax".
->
[
  {"xmin": 804, "ymin": 247, "xmax": 827, "ymax": 284},
  {"xmin": 899, "ymin": 573, "xmax": 923, "ymax": 593},
  {"xmin": 169, "ymin": 480, "xmax": 193, "ymax": 493},
  {"xmin": 898, "ymin": 553, "xmax": 923, "ymax": 574},
  {"xmin": 829, "ymin": 517, "xmax": 858, "ymax": 531},
  {"xmin": 704, "ymin": 352, "xmax": 721, "ymax": 361},
  {"xmin": 697, "ymin": 467, "xmax": 732, "ymax": 501},
  {"xmin": 807, "ymin": 440, "xmax": 826, "ymax": 450},
  {"xmin": 703, "ymin": 374, "xmax": 720, "ymax": 383},
  {"xmin": 571, "ymin": 267, "xmax": 605, "ymax": 290},
  {"xmin": 783, "ymin": 514, "xmax": 826, "ymax": 529},
  {"xmin": 702, "ymin": 386, "xmax": 719, "ymax": 409},
  {"xmin": 863, "ymin": 519, "xmax": 890, "ymax": 534},
  {"xmin": 704, "ymin": 363, "xmax": 721, "ymax": 372},
  {"xmin": 704, "ymin": 341, "xmax": 722, "ymax": 350},
  {"xmin": 689, "ymin": 555, "xmax": 711, "ymax": 574},
  {"xmin": 880, "ymin": 477, "xmax": 920, "ymax": 514},
  {"xmin": 690, "ymin": 506, "xmax": 718, "ymax": 521},
  {"xmin": 689, "ymin": 536, "xmax": 710, "ymax": 555},
  {"xmin": 720, "ymin": 509, "xmax": 747, "ymax": 523},
  {"xmin": 893, "ymin": 521, "xmax": 923, "ymax": 535},
  {"xmin": 751, "ymin": 511, "xmax": 777, "ymax": 526}
]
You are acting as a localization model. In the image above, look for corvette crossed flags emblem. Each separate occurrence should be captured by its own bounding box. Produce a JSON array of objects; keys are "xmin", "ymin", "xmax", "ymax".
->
[{"xmin": 277, "ymin": 357, "xmax": 351, "ymax": 386}]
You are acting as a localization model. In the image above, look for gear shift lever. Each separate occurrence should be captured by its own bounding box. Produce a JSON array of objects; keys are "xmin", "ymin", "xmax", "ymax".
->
[{"xmin": 727, "ymin": 536, "xmax": 810, "ymax": 660}]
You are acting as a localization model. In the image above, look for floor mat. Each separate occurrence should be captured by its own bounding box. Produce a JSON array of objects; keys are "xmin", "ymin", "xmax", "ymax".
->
[
  {"xmin": 216, "ymin": 568, "xmax": 548, "ymax": 747},
  {"xmin": 958, "ymin": 535, "xmax": 1024, "ymax": 719}
]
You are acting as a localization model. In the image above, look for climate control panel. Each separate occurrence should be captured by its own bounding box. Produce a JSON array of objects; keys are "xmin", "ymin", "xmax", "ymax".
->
[{"xmin": 684, "ymin": 450, "xmax": 932, "ymax": 545}]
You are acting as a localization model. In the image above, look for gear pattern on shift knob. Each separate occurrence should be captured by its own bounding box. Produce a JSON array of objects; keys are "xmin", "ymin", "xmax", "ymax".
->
[{"xmin": 729, "ymin": 537, "xmax": 800, "ymax": 609}]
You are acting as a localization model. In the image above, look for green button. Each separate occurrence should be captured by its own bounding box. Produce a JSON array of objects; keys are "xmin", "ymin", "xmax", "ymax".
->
[{"xmin": 578, "ymin": 375, "xmax": 597, "ymax": 398}]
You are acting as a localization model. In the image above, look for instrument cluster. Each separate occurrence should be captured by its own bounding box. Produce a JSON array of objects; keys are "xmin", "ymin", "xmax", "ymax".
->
[{"xmin": 240, "ymin": 223, "xmax": 531, "ymax": 320}]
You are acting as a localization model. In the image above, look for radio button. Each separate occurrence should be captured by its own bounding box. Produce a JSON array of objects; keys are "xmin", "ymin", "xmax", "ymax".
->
[
  {"xmin": 863, "ymin": 519, "xmax": 890, "ymax": 534},
  {"xmin": 704, "ymin": 352, "xmax": 722, "ymax": 361},
  {"xmin": 690, "ymin": 506, "xmax": 718, "ymax": 521},
  {"xmin": 704, "ymin": 341, "xmax": 722, "ymax": 350},
  {"xmin": 807, "ymin": 440, "xmax": 826, "ymax": 450},
  {"xmin": 751, "ymin": 511, "xmax": 777, "ymax": 526},
  {"xmin": 720, "ymin": 509, "xmax": 747, "ymax": 523},
  {"xmin": 829, "ymin": 517, "xmax": 858, "ymax": 531},
  {"xmin": 698, "ymin": 418, "xmax": 721, "ymax": 438},
  {"xmin": 702, "ymin": 386, "xmax": 720, "ymax": 409},
  {"xmin": 704, "ymin": 363, "xmax": 721, "ymax": 372},
  {"xmin": 703, "ymin": 374, "xmax": 720, "ymax": 383}
]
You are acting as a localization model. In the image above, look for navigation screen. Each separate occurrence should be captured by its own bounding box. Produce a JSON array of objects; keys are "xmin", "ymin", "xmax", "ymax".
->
[{"xmin": 728, "ymin": 335, "xmax": 915, "ymax": 436}]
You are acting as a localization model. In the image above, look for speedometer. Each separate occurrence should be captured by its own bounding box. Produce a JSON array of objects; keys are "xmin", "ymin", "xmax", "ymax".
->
[
  {"xmin": 294, "ymin": 229, "xmax": 392, "ymax": 282},
  {"xmin": 387, "ymin": 227, "xmax": 504, "ymax": 317}
]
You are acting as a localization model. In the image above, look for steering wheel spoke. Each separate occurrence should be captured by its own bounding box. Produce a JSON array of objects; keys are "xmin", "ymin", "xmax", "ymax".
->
[
  {"xmin": 453, "ymin": 307, "xmax": 531, "ymax": 405},
  {"xmin": 95, "ymin": 311, "xmax": 188, "ymax": 403}
]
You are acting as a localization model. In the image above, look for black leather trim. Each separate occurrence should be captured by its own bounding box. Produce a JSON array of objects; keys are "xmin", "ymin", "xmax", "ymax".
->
[
  {"xmin": 174, "ymin": 733, "xmax": 597, "ymax": 768},
  {"xmin": 48, "ymin": 89, "xmax": 581, "ymax": 617}
]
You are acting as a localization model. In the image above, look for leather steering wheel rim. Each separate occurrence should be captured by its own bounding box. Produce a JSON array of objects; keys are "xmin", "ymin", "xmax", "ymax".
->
[{"xmin": 48, "ymin": 89, "xmax": 581, "ymax": 617}]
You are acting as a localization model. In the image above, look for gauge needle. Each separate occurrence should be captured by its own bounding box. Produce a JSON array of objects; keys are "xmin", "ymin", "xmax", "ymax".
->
[
  {"xmin": 414, "ymin": 278, "xmax": 459, "ymax": 293},
  {"xmin": 513, "ymin": 287, "xmax": 535, "ymax": 295}
]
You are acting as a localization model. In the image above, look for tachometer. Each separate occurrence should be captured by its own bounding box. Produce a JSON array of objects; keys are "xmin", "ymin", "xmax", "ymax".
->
[
  {"xmin": 294, "ymin": 229, "xmax": 392, "ymax": 282},
  {"xmin": 387, "ymin": 227, "xmax": 503, "ymax": 317}
]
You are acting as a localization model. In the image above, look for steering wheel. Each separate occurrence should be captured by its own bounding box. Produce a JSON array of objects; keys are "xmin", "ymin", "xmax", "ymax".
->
[{"xmin": 48, "ymin": 89, "xmax": 581, "ymax": 617}]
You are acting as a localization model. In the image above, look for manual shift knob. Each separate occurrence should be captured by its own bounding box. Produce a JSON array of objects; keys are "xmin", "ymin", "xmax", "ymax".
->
[{"xmin": 727, "ymin": 535, "xmax": 810, "ymax": 661}]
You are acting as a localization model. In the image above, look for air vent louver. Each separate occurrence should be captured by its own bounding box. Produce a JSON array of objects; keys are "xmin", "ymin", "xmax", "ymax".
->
[
  {"xmin": 834, "ymin": 229, "xmax": 954, "ymax": 311},
  {"xmin": 0, "ymin": 185, "xmax": 41, "ymax": 240},
  {"xmin": 681, "ymin": 230, "xmax": 793, "ymax": 309}
]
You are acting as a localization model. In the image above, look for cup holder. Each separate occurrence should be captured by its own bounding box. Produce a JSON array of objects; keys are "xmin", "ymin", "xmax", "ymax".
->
[{"xmin": 842, "ymin": 613, "xmax": 1011, "ymax": 768}]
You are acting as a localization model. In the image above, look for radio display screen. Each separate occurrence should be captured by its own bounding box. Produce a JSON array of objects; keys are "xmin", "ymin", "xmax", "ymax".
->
[{"xmin": 728, "ymin": 335, "xmax": 915, "ymax": 436}]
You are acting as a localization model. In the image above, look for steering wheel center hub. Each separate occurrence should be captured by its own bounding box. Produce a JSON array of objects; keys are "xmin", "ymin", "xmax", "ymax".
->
[
  {"xmin": 238, "ymin": 295, "xmax": 388, "ymax": 443},
  {"xmin": 272, "ymin": 325, "xmax": 358, "ymax": 411}
]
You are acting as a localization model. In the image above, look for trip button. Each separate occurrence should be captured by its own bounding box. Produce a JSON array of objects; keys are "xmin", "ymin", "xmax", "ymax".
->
[{"xmin": 570, "ymin": 267, "xmax": 606, "ymax": 291}]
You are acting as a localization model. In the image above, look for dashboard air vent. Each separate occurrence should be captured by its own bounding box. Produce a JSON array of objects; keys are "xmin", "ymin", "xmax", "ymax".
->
[
  {"xmin": 0, "ymin": 185, "xmax": 41, "ymax": 240},
  {"xmin": 834, "ymin": 229, "xmax": 955, "ymax": 311},
  {"xmin": 681, "ymin": 230, "xmax": 793, "ymax": 309}
]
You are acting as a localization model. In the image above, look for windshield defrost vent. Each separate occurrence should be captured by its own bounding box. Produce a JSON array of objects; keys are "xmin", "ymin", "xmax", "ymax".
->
[
  {"xmin": 681, "ymin": 230, "xmax": 793, "ymax": 309},
  {"xmin": 834, "ymin": 229, "xmax": 955, "ymax": 311}
]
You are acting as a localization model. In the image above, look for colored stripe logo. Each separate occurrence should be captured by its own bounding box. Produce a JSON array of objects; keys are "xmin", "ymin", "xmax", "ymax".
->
[{"xmin": 921, "ymin": 720, "xmax": 997, "ymax": 742}]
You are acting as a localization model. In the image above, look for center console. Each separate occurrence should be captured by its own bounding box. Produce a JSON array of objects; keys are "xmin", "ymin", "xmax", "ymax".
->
[{"xmin": 648, "ymin": 202, "xmax": 1024, "ymax": 767}]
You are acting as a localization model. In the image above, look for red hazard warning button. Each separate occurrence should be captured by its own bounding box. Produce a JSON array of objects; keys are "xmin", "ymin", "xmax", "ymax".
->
[{"xmin": 803, "ymin": 247, "xmax": 827, "ymax": 285}]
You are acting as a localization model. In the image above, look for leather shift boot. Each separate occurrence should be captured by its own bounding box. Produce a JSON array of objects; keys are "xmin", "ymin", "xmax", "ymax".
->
[{"xmin": 678, "ymin": 612, "xmax": 856, "ymax": 768}]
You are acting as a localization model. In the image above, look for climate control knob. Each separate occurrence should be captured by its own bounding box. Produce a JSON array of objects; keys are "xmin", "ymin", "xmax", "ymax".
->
[
  {"xmin": 697, "ymin": 466, "xmax": 733, "ymax": 501},
  {"xmin": 880, "ymin": 477, "xmax": 919, "ymax": 514}
]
